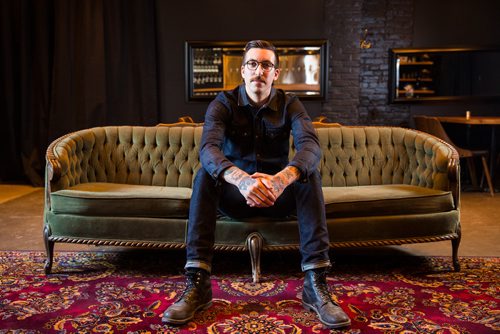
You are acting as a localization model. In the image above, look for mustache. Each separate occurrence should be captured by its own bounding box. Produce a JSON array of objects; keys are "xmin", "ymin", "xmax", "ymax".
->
[{"xmin": 251, "ymin": 75, "xmax": 266, "ymax": 82}]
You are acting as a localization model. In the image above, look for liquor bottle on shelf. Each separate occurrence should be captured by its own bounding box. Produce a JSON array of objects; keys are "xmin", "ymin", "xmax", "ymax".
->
[{"xmin": 192, "ymin": 48, "xmax": 223, "ymax": 93}]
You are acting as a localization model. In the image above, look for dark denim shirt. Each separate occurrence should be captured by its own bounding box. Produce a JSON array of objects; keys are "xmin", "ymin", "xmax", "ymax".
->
[{"xmin": 200, "ymin": 84, "xmax": 321, "ymax": 182}]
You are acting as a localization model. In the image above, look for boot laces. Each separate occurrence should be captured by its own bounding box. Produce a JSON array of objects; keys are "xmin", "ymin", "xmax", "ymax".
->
[
  {"xmin": 313, "ymin": 271, "xmax": 333, "ymax": 304},
  {"xmin": 177, "ymin": 271, "xmax": 204, "ymax": 303}
]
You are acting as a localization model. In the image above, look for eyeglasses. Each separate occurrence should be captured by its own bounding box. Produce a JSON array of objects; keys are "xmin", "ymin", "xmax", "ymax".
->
[{"xmin": 244, "ymin": 60, "xmax": 275, "ymax": 72}]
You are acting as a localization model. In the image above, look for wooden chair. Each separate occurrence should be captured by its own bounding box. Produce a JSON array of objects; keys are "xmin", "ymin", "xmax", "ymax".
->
[
  {"xmin": 413, "ymin": 115, "xmax": 431, "ymax": 133},
  {"xmin": 414, "ymin": 115, "xmax": 494, "ymax": 196}
]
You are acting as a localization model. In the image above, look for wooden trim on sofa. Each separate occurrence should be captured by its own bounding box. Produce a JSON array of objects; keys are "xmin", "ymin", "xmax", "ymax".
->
[{"xmin": 48, "ymin": 233, "xmax": 459, "ymax": 252}]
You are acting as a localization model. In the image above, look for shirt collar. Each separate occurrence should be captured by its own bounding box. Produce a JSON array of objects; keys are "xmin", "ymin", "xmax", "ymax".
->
[{"xmin": 237, "ymin": 84, "xmax": 279, "ymax": 112}]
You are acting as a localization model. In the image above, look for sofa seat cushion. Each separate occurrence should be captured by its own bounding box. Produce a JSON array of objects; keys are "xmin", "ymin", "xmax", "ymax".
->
[
  {"xmin": 323, "ymin": 184, "xmax": 454, "ymax": 218},
  {"xmin": 50, "ymin": 182, "xmax": 191, "ymax": 218}
]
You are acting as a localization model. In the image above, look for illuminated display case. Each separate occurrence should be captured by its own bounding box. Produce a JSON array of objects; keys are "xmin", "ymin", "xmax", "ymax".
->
[{"xmin": 185, "ymin": 40, "xmax": 329, "ymax": 101}]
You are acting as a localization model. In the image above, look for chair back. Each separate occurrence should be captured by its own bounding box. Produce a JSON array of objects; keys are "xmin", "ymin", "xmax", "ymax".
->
[
  {"xmin": 425, "ymin": 117, "xmax": 455, "ymax": 144},
  {"xmin": 414, "ymin": 115, "xmax": 455, "ymax": 145},
  {"xmin": 413, "ymin": 115, "xmax": 430, "ymax": 133},
  {"xmin": 425, "ymin": 116, "xmax": 472, "ymax": 158}
]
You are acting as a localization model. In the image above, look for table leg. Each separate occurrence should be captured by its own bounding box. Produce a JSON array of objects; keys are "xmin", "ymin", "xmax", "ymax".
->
[{"xmin": 489, "ymin": 126, "xmax": 498, "ymax": 185}]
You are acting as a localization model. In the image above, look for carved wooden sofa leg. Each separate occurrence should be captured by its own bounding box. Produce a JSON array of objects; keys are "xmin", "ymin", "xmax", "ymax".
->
[
  {"xmin": 44, "ymin": 224, "xmax": 54, "ymax": 274},
  {"xmin": 452, "ymin": 232, "xmax": 461, "ymax": 272},
  {"xmin": 246, "ymin": 232, "xmax": 263, "ymax": 283}
]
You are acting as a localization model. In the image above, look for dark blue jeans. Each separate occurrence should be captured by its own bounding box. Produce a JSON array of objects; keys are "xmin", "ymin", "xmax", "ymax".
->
[{"xmin": 185, "ymin": 169, "xmax": 331, "ymax": 273}]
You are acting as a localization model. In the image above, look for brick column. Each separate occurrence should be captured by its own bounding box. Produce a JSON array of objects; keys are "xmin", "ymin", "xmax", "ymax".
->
[
  {"xmin": 323, "ymin": 0, "xmax": 363, "ymax": 125},
  {"xmin": 323, "ymin": 0, "xmax": 413, "ymax": 126}
]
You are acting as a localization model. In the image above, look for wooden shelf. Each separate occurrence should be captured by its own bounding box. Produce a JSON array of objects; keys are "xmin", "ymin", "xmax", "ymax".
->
[
  {"xmin": 399, "ymin": 78, "xmax": 432, "ymax": 82},
  {"xmin": 400, "ymin": 61, "xmax": 434, "ymax": 65},
  {"xmin": 398, "ymin": 89, "xmax": 435, "ymax": 95},
  {"xmin": 193, "ymin": 87, "xmax": 224, "ymax": 92}
]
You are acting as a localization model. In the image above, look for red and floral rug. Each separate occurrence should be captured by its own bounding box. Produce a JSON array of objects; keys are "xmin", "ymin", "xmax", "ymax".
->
[{"xmin": 0, "ymin": 251, "xmax": 498, "ymax": 333}]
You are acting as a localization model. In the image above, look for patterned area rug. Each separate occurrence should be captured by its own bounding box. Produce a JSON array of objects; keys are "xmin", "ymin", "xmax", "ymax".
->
[{"xmin": 0, "ymin": 251, "xmax": 498, "ymax": 333}]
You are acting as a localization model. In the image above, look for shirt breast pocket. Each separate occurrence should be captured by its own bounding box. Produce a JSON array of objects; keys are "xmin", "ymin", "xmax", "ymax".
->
[
  {"xmin": 226, "ymin": 126, "xmax": 252, "ymax": 150},
  {"xmin": 228, "ymin": 126, "xmax": 251, "ymax": 139},
  {"xmin": 265, "ymin": 127, "xmax": 288, "ymax": 140}
]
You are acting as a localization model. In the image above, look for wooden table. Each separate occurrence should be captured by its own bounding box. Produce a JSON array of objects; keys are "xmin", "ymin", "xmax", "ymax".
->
[
  {"xmin": 436, "ymin": 116, "xmax": 500, "ymax": 125},
  {"xmin": 436, "ymin": 116, "xmax": 500, "ymax": 184}
]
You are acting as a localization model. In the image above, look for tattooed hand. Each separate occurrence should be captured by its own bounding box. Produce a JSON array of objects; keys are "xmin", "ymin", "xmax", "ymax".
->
[
  {"xmin": 251, "ymin": 166, "xmax": 300, "ymax": 200},
  {"xmin": 223, "ymin": 167, "xmax": 277, "ymax": 207}
]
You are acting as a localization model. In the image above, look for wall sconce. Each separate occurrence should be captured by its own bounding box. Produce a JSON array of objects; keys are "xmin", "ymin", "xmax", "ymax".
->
[{"xmin": 360, "ymin": 28, "xmax": 372, "ymax": 49}]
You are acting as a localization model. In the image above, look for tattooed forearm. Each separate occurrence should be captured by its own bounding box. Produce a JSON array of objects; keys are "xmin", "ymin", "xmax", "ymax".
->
[
  {"xmin": 281, "ymin": 167, "xmax": 298, "ymax": 180},
  {"xmin": 223, "ymin": 167, "xmax": 249, "ymax": 185},
  {"xmin": 270, "ymin": 177, "xmax": 286, "ymax": 194},
  {"xmin": 277, "ymin": 166, "xmax": 300, "ymax": 187},
  {"xmin": 259, "ymin": 166, "xmax": 301, "ymax": 197}
]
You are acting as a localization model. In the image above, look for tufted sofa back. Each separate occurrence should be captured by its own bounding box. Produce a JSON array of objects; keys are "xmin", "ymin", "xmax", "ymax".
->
[
  {"xmin": 47, "ymin": 124, "xmax": 456, "ymax": 192},
  {"xmin": 48, "ymin": 126, "xmax": 203, "ymax": 190},
  {"xmin": 314, "ymin": 126, "xmax": 454, "ymax": 190}
]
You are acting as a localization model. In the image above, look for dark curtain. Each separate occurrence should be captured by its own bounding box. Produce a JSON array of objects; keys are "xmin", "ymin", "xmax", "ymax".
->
[{"xmin": 1, "ymin": 0, "xmax": 160, "ymax": 185}]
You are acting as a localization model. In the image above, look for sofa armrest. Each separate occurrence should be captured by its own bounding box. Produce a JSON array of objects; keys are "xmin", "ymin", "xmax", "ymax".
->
[
  {"xmin": 448, "ymin": 155, "xmax": 460, "ymax": 210},
  {"xmin": 431, "ymin": 134, "xmax": 460, "ymax": 209},
  {"xmin": 45, "ymin": 131, "xmax": 79, "ymax": 191},
  {"xmin": 45, "ymin": 131, "xmax": 80, "ymax": 210},
  {"xmin": 410, "ymin": 128, "xmax": 460, "ymax": 209}
]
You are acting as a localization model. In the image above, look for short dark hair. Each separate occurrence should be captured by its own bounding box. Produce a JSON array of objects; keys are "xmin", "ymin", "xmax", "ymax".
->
[{"xmin": 243, "ymin": 40, "xmax": 280, "ymax": 68}]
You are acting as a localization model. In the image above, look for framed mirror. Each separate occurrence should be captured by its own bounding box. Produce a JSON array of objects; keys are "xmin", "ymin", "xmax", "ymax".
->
[
  {"xmin": 389, "ymin": 47, "xmax": 500, "ymax": 103},
  {"xmin": 185, "ymin": 40, "xmax": 329, "ymax": 101}
]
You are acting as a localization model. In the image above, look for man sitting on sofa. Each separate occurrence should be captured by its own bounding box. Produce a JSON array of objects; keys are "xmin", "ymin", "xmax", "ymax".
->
[{"xmin": 162, "ymin": 40, "xmax": 351, "ymax": 329}]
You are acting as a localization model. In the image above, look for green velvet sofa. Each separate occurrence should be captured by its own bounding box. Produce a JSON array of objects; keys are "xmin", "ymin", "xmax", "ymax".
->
[{"xmin": 43, "ymin": 122, "xmax": 461, "ymax": 281}]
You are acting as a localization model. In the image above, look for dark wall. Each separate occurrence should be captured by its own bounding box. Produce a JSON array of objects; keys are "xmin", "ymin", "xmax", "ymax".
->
[
  {"xmin": 156, "ymin": 0, "xmax": 326, "ymax": 123},
  {"xmin": 413, "ymin": 0, "xmax": 500, "ymax": 47}
]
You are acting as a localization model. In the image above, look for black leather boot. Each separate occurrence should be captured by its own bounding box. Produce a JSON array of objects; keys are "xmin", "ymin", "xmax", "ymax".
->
[
  {"xmin": 302, "ymin": 268, "xmax": 351, "ymax": 329},
  {"xmin": 162, "ymin": 268, "xmax": 212, "ymax": 325}
]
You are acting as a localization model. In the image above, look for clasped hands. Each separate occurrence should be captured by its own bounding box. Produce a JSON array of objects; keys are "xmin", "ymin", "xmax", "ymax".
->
[
  {"xmin": 223, "ymin": 166, "xmax": 299, "ymax": 208},
  {"xmin": 240, "ymin": 172, "xmax": 284, "ymax": 208}
]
